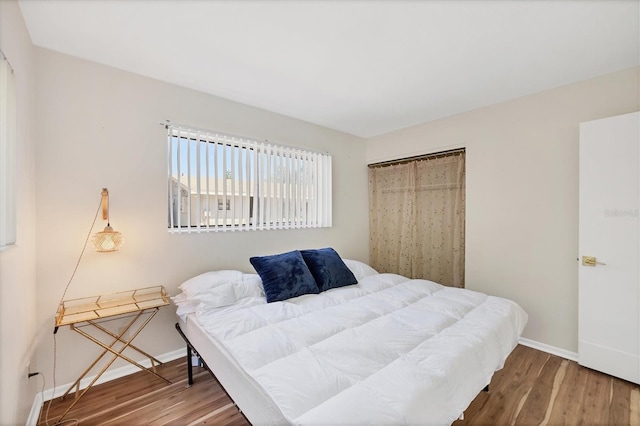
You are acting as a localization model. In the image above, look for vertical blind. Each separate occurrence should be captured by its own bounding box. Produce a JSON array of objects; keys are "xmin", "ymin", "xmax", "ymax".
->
[
  {"xmin": 167, "ymin": 124, "xmax": 332, "ymax": 232},
  {"xmin": 0, "ymin": 56, "xmax": 16, "ymax": 246}
]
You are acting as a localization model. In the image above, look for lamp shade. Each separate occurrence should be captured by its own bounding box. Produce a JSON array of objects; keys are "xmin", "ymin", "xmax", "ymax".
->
[
  {"xmin": 93, "ymin": 224, "xmax": 124, "ymax": 252},
  {"xmin": 92, "ymin": 224, "xmax": 124, "ymax": 252}
]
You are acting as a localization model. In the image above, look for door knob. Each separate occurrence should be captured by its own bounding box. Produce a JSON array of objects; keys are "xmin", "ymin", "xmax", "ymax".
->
[{"xmin": 582, "ymin": 256, "xmax": 606, "ymax": 267}]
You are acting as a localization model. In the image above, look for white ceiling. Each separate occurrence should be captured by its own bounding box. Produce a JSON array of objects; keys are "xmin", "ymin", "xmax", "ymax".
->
[{"xmin": 18, "ymin": 0, "xmax": 640, "ymax": 138}]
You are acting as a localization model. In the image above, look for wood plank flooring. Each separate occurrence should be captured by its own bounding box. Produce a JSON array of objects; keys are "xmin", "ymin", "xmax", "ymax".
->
[
  {"xmin": 453, "ymin": 345, "xmax": 640, "ymax": 425},
  {"xmin": 38, "ymin": 344, "xmax": 639, "ymax": 425},
  {"xmin": 37, "ymin": 360, "xmax": 248, "ymax": 426}
]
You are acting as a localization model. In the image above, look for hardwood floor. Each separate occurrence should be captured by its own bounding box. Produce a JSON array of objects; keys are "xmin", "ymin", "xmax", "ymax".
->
[
  {"xmin": 39, "ymin": 345, "xmax": 639, "ymax": 425},
  {"xmin": 37, "ymin": 360, "xmax": 248, "ymax": 426},
  {"xmin": 454, "ymin": 345, "xmax": 639, "ymax": 425}
]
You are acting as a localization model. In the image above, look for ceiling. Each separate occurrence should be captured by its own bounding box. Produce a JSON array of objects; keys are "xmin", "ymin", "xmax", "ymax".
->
[{"xmin": 18, "ymin": 0, "xmax": 640, "ymax": 138}]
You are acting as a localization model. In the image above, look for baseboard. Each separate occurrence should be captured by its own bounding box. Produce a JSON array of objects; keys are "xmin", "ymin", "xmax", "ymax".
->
[
  {"xmin": 519, "ymin": 337, "xmax": 578, "ymax": 362},
  {"xmin": 27, "ymin": 392, "xmax": 44, "ymax": 426},
  {"xmin": 26, "ymin": 348, "xmax": 186, "ymax": 426}
]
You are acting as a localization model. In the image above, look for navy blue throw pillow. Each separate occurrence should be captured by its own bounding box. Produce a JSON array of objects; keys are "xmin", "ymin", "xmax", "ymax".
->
[
  {"xmin": 300, "ymin": 247, "xmax": 358, "ymax": 292},
  {"xmin": 250, "ymin": 250, "xmax": 320, "ymax": 303}
]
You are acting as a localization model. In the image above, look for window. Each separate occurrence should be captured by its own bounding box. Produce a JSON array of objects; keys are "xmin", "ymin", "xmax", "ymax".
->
[
  {"xmin": 0, "ymin": 55, "xmax": 16, "ymax": 247},
  {"xmin": 167, "ymin": 124, "xmax": 332, "ymax": 232}
]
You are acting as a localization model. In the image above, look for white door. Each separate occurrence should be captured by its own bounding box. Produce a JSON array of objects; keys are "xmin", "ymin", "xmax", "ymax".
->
[{"xmin": 578, "ymin": 111, "xmax": 639, "ymax": 384}]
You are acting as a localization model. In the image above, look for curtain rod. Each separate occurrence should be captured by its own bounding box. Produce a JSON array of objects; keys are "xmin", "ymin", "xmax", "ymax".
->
[
  {"xmin": 368, "ymin": 148, "xmax": 465, "ymax": 169},
  {"xmin": 0, "ymin": 48, "xmax": 14, "ymax": 73}
]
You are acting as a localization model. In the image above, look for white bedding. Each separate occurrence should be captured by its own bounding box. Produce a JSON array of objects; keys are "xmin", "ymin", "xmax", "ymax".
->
[{"xmin": 174, "ymin": 265, "xmax": 527, "ymax": 425}]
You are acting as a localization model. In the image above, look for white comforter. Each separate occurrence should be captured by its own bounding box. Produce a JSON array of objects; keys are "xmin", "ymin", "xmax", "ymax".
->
[{"xmin": 186, "ymin": 272, "xmax": 527, "ymax": 425}]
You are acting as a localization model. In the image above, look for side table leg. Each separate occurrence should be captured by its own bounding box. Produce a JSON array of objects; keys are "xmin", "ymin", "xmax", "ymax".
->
[{"xmin": 55, "ymin": 309, "xmax": 170, "ymax": 423}]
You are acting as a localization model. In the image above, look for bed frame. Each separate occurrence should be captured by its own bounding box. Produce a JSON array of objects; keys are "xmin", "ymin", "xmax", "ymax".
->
[{"xmin": 174, "ymin": 322, "xmax": 250, "ymax": 422}]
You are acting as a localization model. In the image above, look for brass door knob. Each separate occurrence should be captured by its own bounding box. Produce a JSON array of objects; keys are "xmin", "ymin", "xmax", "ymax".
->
[{"xmin": 582, "ymin": 256, "xmax": 606, "ymax": 266}]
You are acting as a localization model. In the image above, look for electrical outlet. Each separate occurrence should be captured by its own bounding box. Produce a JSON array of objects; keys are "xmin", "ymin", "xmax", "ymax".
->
[{"xmin": 26, "ymin": 362, "xmax": 37, "ymax": 379}]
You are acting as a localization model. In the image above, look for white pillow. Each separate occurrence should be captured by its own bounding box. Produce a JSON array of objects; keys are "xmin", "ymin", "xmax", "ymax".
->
[
  {"xmin": 172, "ymin": 292, "xmax": 200, "ymax": 321},
  {"xmin": 178, "ymin": 270, "xmax": 243, "ymax": 299},
  {"xmin": 174, "ymin": 271, "xmax": 266, "ymax": 318},
  {"xmin": 342, "ymin": 259, "xmax": 378, "ymax": 281},
  {"xmin": 178, "ymin": 270, "xmax": 265, "ymax": 302}
]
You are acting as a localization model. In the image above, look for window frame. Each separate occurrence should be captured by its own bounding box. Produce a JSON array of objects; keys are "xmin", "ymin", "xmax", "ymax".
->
[
  {"xmin": 167, "ymin": 124, "xmax": 332, "ymax": 233},
  {"xmin": 0, "ymin": 55, "xmax": 16, "ymax": 247}
]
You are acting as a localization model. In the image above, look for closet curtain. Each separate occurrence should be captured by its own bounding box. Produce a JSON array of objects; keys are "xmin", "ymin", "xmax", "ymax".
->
[{"xmin": 369, "ymin": 152, "xmax": 465, "ymax": 287}]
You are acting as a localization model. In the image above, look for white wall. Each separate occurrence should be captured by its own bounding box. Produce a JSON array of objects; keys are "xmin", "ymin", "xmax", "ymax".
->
[
  {"xmin": 367, "ymin": 66, "xmax": 640, "ymax": 352},
  {"xmin": 33, "ymin": 48, "xmax": 369, "ymax": 387},
  {"xmin": 0, "ymin": 1, "xmax": 38, "ymax": 424}
]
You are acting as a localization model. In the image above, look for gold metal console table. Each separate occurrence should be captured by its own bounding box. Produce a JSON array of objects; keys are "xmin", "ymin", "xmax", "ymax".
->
[{"xmin": 54, "ymin": 286, "xmax": 171, "ymax": 422}]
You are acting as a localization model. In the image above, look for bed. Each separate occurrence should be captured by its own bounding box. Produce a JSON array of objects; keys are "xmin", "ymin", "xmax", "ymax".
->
[{"xmin": 172, "ymin": 249, "xmax": 528, "ymax": 425}]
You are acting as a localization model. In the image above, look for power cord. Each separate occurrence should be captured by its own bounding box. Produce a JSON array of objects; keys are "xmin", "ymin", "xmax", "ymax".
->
[
  {"xmin": 42, "ymin": 335, "xmax": 78, "ymax": 426},
  {"xmin": 43, "ymin": 197, "xmax": 102, "ymax": 426},
  {"xmin": 28, "ymin": 366, "xmax": 75, "ymax": 426},
  {"xmin": 56, "ymin": 199, "xmax": 103, "ymax": 322}
]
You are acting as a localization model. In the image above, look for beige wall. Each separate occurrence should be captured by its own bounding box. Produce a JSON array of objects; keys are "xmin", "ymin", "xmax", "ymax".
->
[
  {"xmin": 33, "ymin": 48, "xmax": 369, "ymax": 387},
  {"xmin": 367, "ymin": 66, "xmax": 640, "ymax": 352},
  {"xmin": 10, "ymin": 2, "xmax": 637, "ymax": 414},
  {"xmin": 0, "ymin": 1, "xmax": 38, "ymax": 424}
]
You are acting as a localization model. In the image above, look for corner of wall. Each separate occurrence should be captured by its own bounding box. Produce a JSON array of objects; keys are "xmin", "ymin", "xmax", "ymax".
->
[{"xmin": 0, "ymin": 0, "xmax": 39, "ymax": 424}]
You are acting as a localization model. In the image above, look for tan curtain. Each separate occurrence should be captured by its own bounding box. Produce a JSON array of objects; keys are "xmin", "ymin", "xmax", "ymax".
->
[{"xmin": 369, "ymin": 152, "xmax": 465, "ymax": 287}]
